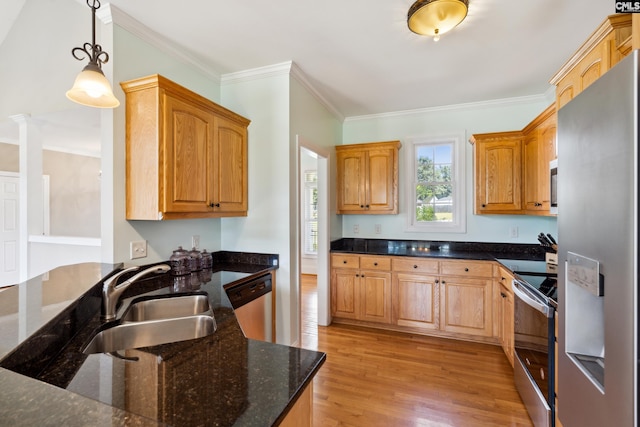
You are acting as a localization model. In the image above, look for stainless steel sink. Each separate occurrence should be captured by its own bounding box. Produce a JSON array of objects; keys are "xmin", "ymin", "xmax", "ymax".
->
[
  {"xmin": 121, "ymin": 294, "xmax": 212, "ymax": 322},
  {"xmin": 83, "ymin": 315, "xmax": 216, "ymax": 355}
]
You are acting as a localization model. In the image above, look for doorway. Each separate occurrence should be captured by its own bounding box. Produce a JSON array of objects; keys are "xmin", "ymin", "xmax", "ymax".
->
[
  {"xmin": 298, "ymin": 139, "xmax": 330, "ymax": 349},
  {"xmin": 0, "ymin": 172, "xmax": 19, "ymax": 287}
]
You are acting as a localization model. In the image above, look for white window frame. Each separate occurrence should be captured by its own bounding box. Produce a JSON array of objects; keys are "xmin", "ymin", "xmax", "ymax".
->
[
  {"xmin": 405, "ymin": 131, "xmax": 466, "ymax": 233},
  {"xmin": 303, "ymin": 170, "xmax": 318, "ymax": 256}
]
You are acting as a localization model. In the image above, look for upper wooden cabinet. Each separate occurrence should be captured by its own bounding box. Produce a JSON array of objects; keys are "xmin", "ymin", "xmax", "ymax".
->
[
  {"xmin": 469, "ymin": 132, "xmax": 523, "ymax": 214},
  {"xmin": 470, "ymin": 104, "xmax": 556, "ymax": 216},
  {"xmin": 120, "ymin": 74, "xmax": 250, "ymax": 220},
  {"xmin": 550, "ymin": 14, "xmax": 632, "ymax": 109},
  {"xmin": 522, "ymin": 104, "xmax": 556, "ymax": 214},
  {"xmin": 336, "ymin": 141, "xmax": 401, "ymax": 214}
]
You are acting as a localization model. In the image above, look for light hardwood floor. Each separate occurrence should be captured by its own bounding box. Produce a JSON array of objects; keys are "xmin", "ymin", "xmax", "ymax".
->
[{"xmin": 300, "ymin": 274, "xmax": 533, "ymax": 427}]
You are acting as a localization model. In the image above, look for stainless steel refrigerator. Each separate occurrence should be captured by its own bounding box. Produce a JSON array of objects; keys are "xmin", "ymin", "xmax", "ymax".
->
[{"xmin": 557, "ymin": 49, "xmax": 638, "ymax": 426}]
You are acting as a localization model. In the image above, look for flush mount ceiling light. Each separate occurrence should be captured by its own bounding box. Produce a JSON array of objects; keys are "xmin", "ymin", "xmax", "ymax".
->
[
  {"xmin": 66, "ymin": 0, "xmax": 119, "ymax": 108},
  {"xmin": 407, "ymin": 0, "xmax": 469, "ymax": 41}
]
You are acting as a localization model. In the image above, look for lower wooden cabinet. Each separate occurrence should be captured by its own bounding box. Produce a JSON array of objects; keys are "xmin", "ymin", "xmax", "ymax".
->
[
  {"xmin": 495, "ymin": 269, "xmax": 515, "ymax": 366},
  {"xmin": 331, "ymin": 254, "xmax": 392, "ymax": 324},
  {"xmin": 280, "ymin": 380, "xmax": 314, "ymax": 427},
  {"xmin": 333, "ymin": 254, "xmax": 496, "ymax": 343}
]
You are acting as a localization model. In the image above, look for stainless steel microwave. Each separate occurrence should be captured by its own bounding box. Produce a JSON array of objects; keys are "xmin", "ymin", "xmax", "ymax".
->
[{"xmin": 550, "ymin": 159, "xmax": 557, "ymax": 215}]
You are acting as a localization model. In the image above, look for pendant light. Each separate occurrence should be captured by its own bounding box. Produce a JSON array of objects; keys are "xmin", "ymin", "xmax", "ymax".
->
[
  {"xmin": 66, "ymin": 0, "xmax": 119, "ymax": 108},
  {"xmin": 407, "ymin": 0, "xmax": 469, "ymax": 41}
]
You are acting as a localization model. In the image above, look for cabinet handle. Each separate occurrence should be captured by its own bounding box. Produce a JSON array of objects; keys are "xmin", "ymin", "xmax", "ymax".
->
[
  {"xmin": 501, "ymin": 292, "xmax": 507, "ymax": 298},
  {"xmin": 365, "ymin": 204, "xmax": 370, "ymax": 208},
  {"xmin": 441, "ymin": 280, "xmax": 446, "ymax": 284},
  {"xmin": 209, "ymin": 202, "xmax": 221, "ymax": 208},
  {"xmin": 343, "ymin": 260, "xmax": 347, "ymax": 264},
  {"xmin": 482, "ymin": 204, "xmax": 486, "ymax": 208},
  {"xmin": 374, "ymin": 262, "xmax": 378, "ymax": 266},
  {"xmin": 355, "ymin": 274, "xmax": 359, "ymax": 277},
  {"xmin": 360, "ymin": 205, "xmax": 364, "ymax": 208},
  {"xmin": 413, "ymin": 265, "xmax": 418, "ymax": 269},
  {"xmin": 435, "ymin": 279, "xmax": 439, "ymax": 284},
  {"xmin": 464, "ymin": 268, "xmax": 469, "ymax": 272}
]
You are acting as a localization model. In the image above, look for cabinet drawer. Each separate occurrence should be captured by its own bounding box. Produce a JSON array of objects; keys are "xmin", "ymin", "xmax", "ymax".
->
[
  {"xmin": 331, "ymin": 254, "xmax": 360, "ymax": 269},
  {"xmin": 440, "ymin": 260, "xmax": 493, "ymax": 278},
  {"xmin": 392, "ymin": 257, "xmax": 439, "ymax": 274},
  {"xmin": 497, "ymin": 267, "xmax": 513, "ymax": 291},
  {"xmin": 360, "ymin": 256, "xmax": 391, "ymax": 271}
]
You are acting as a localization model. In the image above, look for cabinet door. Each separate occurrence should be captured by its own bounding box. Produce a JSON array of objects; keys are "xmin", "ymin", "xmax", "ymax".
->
[
  {"xmin": 393, "ymin": 273, "xmax": 439, "ymax": 331},
  {"xmin": 502, "ymin": 285, "xmax": 514, "ymax": 366},
  {"xmin": 331, "ymin": 268, "xmax": 359, "ymax": 319},
  {"xmin": 523, "ymin": 132, "xmax": 543, "ymax": 211},
  {"xmin": 440, "ymin": 276, "xmax": 492, "ymax": 337},
  {"xmin": 366, "ymin": 147, "xmax": 397, "ymax": 213},
  {"xmin": 211, "ymin": 116, "xmax": 248, "ymax": 214},
  {"xmin": 359, "ymin": 271, "xmax": 392, "ymax": 324},
  {"xmin": 336, "ymin": 149, "xmax": 366, "ymax": 212},
  {"xmin": 163, "ymin": 94, "xmax": 214, "ymax": 214},
  {"xmin": 473, "ymin": 135, "xmax": 522, "ymax": 213}
]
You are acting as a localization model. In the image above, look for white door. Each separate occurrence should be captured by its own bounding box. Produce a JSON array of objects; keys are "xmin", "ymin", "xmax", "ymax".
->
[{"xmin": 0, "ymin": 173, "xmax": 19, "ymax": 287}]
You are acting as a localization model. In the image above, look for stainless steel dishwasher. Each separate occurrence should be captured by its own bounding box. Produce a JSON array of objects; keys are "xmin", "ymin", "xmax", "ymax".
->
[{"xmin": 226, "ymin": 273, "xmax": 273, "ymax": 342}]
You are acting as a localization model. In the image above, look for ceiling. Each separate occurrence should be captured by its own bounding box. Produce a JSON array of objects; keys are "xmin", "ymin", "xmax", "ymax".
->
[
  {"xmin": 0, "ymin": 0, "xmax": 617, "ymax": 154},
  {"xmin": 105, "ymin": 0, "xmax": 613, "ymax": 118}
]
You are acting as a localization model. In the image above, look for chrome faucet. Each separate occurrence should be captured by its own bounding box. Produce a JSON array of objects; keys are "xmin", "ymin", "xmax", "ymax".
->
[{"xmin": 101, "ymin": 264, "xmax": 171, "ymax": 321}]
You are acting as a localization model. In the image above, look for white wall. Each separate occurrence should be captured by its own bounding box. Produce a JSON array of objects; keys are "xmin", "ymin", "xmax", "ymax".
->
[
  {"xmin": 341, "ymin": 95, "xmax": 558, "ymax": 244},
  {"xmin": 219, "ymin": 64, "xmax": 342, "ymax": 345},
  {"xmin": 218, "ymin": 67, "xmax": 293, "ymax": 343},
  {"xmin": 103, "ymin": 18, "xmax": 224, "ymax": 265}
]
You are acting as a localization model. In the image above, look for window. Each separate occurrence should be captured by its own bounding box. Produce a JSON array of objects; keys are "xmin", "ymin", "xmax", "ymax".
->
[
  {"xmin": 406, "ymin": 132, "xmax": 466, "ymax": 233},
  {"xmin": 303, "ymin": 170, "xmax": 318, "ymax": 255}
]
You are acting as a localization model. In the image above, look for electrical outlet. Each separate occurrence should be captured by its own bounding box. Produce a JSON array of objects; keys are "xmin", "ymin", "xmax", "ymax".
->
[
  {"xmin": 353, "ymin": 224, "xmax": 359, "ymax": 234},
  {"xmin": 192, "ymin": 235, "xmax": 200, "ymax": 250},
  {"xmin": 509, "ymin": 226, "xmax": 519, "ymax": 238},
  {"xmin": 375, "ymin": 224, "xmax": 382, "ymax": 234},
  {"xmin": 130, "ymin": 240, "xmax": 147, "ymax": 259}
]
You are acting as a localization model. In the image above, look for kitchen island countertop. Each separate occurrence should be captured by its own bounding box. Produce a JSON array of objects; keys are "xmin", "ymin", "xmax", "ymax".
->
[{"xmin": 0, "ymin": 256, "xmax": 325, "ymax": 426}]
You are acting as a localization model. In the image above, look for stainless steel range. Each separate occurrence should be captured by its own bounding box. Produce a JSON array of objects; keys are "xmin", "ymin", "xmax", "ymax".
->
[{"xmin": 497, "ymin": 258, "xmax": 557, "ymax": 427}]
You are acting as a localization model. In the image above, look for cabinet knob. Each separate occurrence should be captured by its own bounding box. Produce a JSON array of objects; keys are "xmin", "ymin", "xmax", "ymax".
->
[
  {"xmin": 464, "ymin": 268, "xmax": 469, "ymax": 272},
  {"xmin": 209, "ymin": 202, "xmax": 221, "ymax": 208},
  {"xmin": 365, "ymin": 205, "xmax": 370, "ymax": 208},
  {"xmin": 413, "ymin": 265, "xmax": 418, "ymax": 269},
  {"xmin": 343, "ymin": 260, "xmax": 347, "ymax": 264},
  {"xmin": 355, "ymin": 274, "xmax": 359, "ymax": 277},
  {"xmin": 441, "ymin": 280, "xmax": 446, "ymax": 284},
  {"xmin": 360, "ymin": 205, "xmax": 364, "ymax": 208},
  {"xmin": 435, "ymin": 279, "xmax": 439, "ymax": 284},
  {"xmin": 482, "ymin": 204, "xmax": 486, "ymax": 208},
  {"xmin": 374, "ymin": 262, "xmax": 378, "ymax": 266},
  {"xmin": 501, "ymin": 292, "xmax": 507, "ymax": 298}
]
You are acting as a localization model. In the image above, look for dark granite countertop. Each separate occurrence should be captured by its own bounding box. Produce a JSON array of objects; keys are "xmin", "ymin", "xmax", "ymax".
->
[
  {"xmin": 0, "ymin": 252, "xmax": 326, "ymax": 427},
  {"xmin": 330, "ymin": 238, "xmax": 547, "ymax": 262}
]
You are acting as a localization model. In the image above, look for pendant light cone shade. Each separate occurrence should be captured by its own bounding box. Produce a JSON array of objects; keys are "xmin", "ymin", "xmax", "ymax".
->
[
  {"xmin": 67, "ymin": 0, "xmax": 119, "ymax": 108},
  {"xmin": 407, "ymin": 0, "xmax": 469, "ymax": 38},
  {"xmin": 66, "ymin": 63, "xmax": 119, "ymax": 108}
]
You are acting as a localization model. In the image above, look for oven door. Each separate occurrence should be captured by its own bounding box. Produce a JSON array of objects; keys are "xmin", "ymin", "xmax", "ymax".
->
[{"xmin": 513, "ymin": 279, "xmax": 554, "ymax": 427}]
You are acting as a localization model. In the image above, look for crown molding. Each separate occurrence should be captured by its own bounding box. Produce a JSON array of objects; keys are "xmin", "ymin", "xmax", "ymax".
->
[
  {"xmin": 345, "ymin": 90, "xmax": 553, "ymax": 122},
  {"xmin": 104, "ymin": 3, "xmax": 220, "ymax": 82},
  {"xmin": 221, "ymin": 61, "xmax": 344, "ymax": 122}
]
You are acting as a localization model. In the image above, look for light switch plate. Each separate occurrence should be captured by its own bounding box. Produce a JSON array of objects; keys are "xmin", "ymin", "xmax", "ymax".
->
[{"xmin": 130, "ymin": 240, "xmax": 147, "ymax": 259}]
